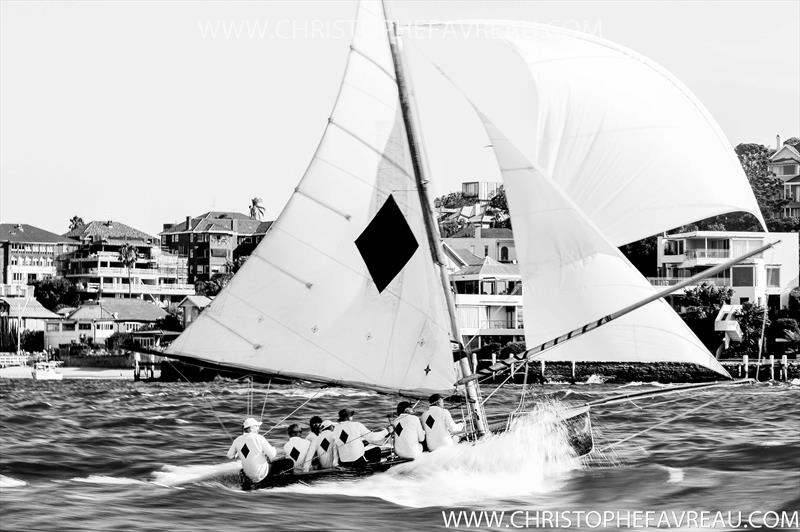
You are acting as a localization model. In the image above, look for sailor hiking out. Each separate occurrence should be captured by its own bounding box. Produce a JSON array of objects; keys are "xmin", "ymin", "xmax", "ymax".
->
[
  {"xmin": 332, "ymin": 409, "xmax": 389, "ymax": 468},
  {"xmin": 421, "ymin": 394, "xmax": 464, "ymax": 451},
  {"xmin": 303, "ymin": 419, "xmax": 338, "ymax": 471},
  {"xmin": 227, "ymin": 418, "xmax": 292, "ymax": 483},
  {"xmin": 391, "ymin": 401, "xmax": 425, "ymax": 459},
  {"xmin": 283, "ymin": 424, "xmax": 311, "ymax": 473}
]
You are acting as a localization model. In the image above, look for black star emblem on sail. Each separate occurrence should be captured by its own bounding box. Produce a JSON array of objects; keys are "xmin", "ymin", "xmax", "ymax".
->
[
  {"xmin": 424, "ymin": 365, "xmax": 431, "ymax": 375},
  {"xmin": 355, "ymin": 194, "xmax": 419, "ymax": 293},
  {"xmin": 289, "ymin": 447, "xmax": 300, "ymax": 461},
  {"xmin": 241, "ymin": 443, "xmax": 250, "ymax": 458},
  {"xmin": 394, "ymin": 422, "xmax": 404, "ymax": 436}
]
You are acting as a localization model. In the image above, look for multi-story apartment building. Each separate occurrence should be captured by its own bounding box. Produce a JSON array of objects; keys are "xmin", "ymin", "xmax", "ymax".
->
[
  {"xmin": 0, "ymin": 223, "xmax": 77, "ymax": 285},
  {"xmin": 461, "ymin": 181, "xmax": 502, "ymax": 202},
  {"xmin": 160, "ymin": 212, "xmax": 272, "ymax": 283},
  {"xmin": 63, "ymin": 220, "xmax": 194, "ymax": 304},
  {"xmin": 768, "ymin": 143, "xmax": 800, "ymax": 218},
  {"xmin": 651, "ymin": 231, "xmax": 799, "ymax": 309},
  {"xmin": 443, "ymin": 226, "xmax": 517, "ymax": 263}
]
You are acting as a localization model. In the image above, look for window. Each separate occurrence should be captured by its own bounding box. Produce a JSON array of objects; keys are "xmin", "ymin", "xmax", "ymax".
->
[
  {"xmin": 780, "ymin": 164, "xmax": 798, "ymax": 176},
  {"xmin": 96, "ymin": 322, "xmax": 113, "ymax": 330},
  {"xmin": 46, "ymin": 323, "xmax": 60, "ymax": 332},
  {"xmin": 62, "ymin": 323, "xmax": 76, "ymax": 331},
  {"xmin": 767, "ymin": 267, "xmax": 780, "ymax": 287},
  {"xmin": 732, "ymin": 266, "xmax": 754, "ymax": 287},
  {"xmin": 484, "ymin": 245, "xmax": 489, "ymax": 257},
  {"xmin": 79, "ymin": 323, "xmax": 92, "ymax": 330},
  {"xmin": 12, "ymin": 273, "xmax": 23, "ymax": 281},
  {"xmin": 500, "ymin": 247, "xmax": 509, "ymax": 262},
  {"xmin": 739, "ymin": 297, "xmax": 749, "ymax": 304}
]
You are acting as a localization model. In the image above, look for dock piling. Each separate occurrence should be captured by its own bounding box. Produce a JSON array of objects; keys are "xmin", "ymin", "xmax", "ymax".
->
[
  {"xmin": 743, "ymin": 354, "xmax": 749, "ymax": 379},
  {"xmin": 769, "ymin": 355, "xmax": 775, "ymax": 381}
]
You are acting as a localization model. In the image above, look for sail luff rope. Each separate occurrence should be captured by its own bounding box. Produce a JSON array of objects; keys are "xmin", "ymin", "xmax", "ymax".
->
[
  {"xmin": 263, "ymin": 389, "xmax": 323, "ymax": 437},
  {"xmin": 597, "ymin": 397, "xmax": 718, "ymax": 452}
]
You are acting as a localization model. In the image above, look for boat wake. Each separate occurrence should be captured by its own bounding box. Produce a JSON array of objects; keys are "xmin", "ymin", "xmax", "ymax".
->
[
  {"xmin": 269, "ymin": 403, "xmax": 582, "ymax": 507},
  {"xmin": 150, "ymin": 461, "xmax": 242, "ymax": 487},
  {"xmin": 0, "ymin": 474, "xmax": 27, "ymax": 488}
]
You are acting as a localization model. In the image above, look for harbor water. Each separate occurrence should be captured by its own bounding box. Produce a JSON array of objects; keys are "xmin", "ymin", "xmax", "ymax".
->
[{"xmin": 1, "ymin": 378, "xmax": 798, "ymax": 531}]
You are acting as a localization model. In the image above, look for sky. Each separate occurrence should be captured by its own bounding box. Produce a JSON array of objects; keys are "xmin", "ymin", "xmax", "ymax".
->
[{"xmin": 1, "ymin": 0, "xmax": 798, "ymax": 237}]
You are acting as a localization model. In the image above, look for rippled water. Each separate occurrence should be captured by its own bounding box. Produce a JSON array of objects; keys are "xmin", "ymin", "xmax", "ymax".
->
[{"xmin": 1, "ymin": 378, "xmax": 798, "ymax": 531}]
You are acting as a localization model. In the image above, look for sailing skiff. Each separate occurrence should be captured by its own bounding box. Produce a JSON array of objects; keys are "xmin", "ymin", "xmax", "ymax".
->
[{"xmin": 153, "ymin": 0, "xmax": 771, "ymax": 489}]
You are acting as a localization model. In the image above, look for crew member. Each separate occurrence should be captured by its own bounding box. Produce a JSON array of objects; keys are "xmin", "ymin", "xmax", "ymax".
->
[
  {"xmin": 227, "ymin": 417, "xmax": 288, "ymax": 484},
  {"xmin": 391, "ymin": 401, "xmax": 425, "ymax": 460},
  {"xmin": 306, "ymin": 416, "xmax": 324, "ymax": 442},
  {"xmin": 283, "ymin": 423, "xmax": 312, "ymax": 472},
  {"xmin": 332, "ymin": 409, "xmax": 389, "ymax": 468},
  {"xmin": 421, "ymin": 394, "xmax": 464, "ymax": 451},
  {"xmin": 303, "ymin": 419, "xmax": 338, "ymax": 471}
]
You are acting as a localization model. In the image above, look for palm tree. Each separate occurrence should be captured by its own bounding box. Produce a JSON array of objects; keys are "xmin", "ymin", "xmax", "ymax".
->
[
  {"xmin": 118, "ymin": 243, "xmax": 139, "ymax": 298},
  {"xmin": 249, "ymin": 197, "xmax": 265, "ymax": 220},
  {"xmin": 68, "ymin": 215, "xmax": 84, "ymax": 232}
]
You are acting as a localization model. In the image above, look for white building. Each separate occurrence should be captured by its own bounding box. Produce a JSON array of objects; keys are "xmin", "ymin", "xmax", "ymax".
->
[
  {"xmin": 768, "ymin": 143, "xmax": 800, "ymax": 218},
  {"xmin": 443, "ymin": 226, "xmax": 517, "ymax": 263},
  {"xmin": 651, "ymin": 231, "xmax": 799, "ymax": 309}
]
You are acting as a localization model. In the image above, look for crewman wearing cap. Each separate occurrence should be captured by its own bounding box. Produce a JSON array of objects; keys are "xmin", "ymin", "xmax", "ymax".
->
[
  {"xmin": 306, "ymin": 416, "xmax": 324, "ymax": 442},
  {"xmin": 391, "ymin": 401, "xmax": 425, "ymax": 460},
  {"xmin": 227, "ymin": 417, "xmax": 280, "ymax": 484},
  {"xmin": 302, "ymin": 419, "xmax": 338, "ymax": 471},
  {"xmin": 332, "ymin": 409, "xmax": 389, "ymax": 468},
  {"xmin": 421, "ymin": 394, "xmax": 464, "ymax": 452},
  {"xmin": 283, "ymin": 424, "xmax": 312, "ymax": 473}
]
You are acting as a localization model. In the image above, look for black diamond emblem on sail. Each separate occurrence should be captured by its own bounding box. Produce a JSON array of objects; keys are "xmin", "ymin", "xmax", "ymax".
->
[
  {"xmin": 394, "ymin": 422, "xmax": 403, "ymax": 436},
  {"xmin": 339, "ymin": 430, "xmax": 349, "ymax": 443},
  {"xmin": 425, "ymin": 415, "xmax": 435, "ymax": 429},
  {"xmin": 241, "ymin": 443, "xmax": 250, "ymax": 458},
  {"xmin": 289, "ymin": 447, "xmax": 300, "ymax": 461},
  {"xmin": 320, "ymin": 438, "xmax": 330, "ymax": 452},
  {"xmin": 355, "ymin": 195, "xmax": 419, "ymax": 293}
]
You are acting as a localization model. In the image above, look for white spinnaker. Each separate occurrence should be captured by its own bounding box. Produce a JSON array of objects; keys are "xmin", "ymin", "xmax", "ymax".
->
[
  {"xmin": 167, "ymin": 0, "xmax": 457, "ymax": 396},
  {"xmin": 417, "ymin": 21, "xmax": 765, "ymax": 245},
  {"xmin": 479, "ymin": 114, "xmax": 729, "ymax": 377}
]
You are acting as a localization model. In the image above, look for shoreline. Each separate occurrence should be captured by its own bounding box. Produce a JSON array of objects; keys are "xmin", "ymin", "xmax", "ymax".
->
[{"xmin": 0, "ymin": 366, "xmax": 136, "ymax": 380}]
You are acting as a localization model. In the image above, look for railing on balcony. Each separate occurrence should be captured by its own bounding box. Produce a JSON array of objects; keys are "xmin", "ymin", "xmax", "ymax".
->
[
  {"xmin": 647, "ymin": 276, "xmax": 730, "ymax": 287},
  {"xmin": 685, "ymin": 249, "xmax": 730, "ymax": 260},
  {"xmin": 479, "ymin": 320, "xmax": 523, "ymax": 330},
  {"xmin": 85, "ymin": 282, "xmax": 195, "ymax": 294}
]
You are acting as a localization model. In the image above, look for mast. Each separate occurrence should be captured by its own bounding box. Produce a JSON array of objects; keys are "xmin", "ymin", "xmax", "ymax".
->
[{"xmin": 381, "ymin": 0, "xmax": 487, "ymax": 436}]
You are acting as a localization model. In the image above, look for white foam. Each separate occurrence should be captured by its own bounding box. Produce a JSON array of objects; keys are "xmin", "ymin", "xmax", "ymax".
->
[
  {"xmin": 151, "ymin": 461, "xmax": 242, "ymax": 487},
  {"xmin": 585, "ymin": 374, "xmax": 608, "ymax": 384},
  {"xmin": 657, "ymin": 465, "xmax": 684, "ymax": 483},
  {"xmin": 0, "ymin": 475, "xmax": 27, "ymax": 488},
  {"xmin": 272, "ymin": 402, "xmax": 582, "ymax": 508},
  {"xmin": 71, "ymin": 475, "xmax": 145, "ymax": 485}
]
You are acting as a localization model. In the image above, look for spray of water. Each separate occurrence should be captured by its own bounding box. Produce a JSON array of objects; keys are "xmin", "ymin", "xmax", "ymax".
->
[{"xmin": 270, "ymin": 401, "xmax": 583, "ymax": 507}]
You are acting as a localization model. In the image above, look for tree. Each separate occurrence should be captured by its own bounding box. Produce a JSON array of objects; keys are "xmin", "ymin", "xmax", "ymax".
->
[
  {"xmin": 32, "ymin": 278, "xmax": 81, "ymax": 311},
  {"xmin": 433, "ymin": 192, "xmax": 478, "ymax": 209},
  {"xmin": 488, "ymin": 186, "xmax": 508, "ymax": 212},
  {"xmin": 68, "ymin": 215, "xmax": 84, "ymax": 232},
  {"xmin": 783, "ymin": 137, "xmax": 800, "ymax": 150},
  {"xmin": 732, "ymin": 302, "xmax": 770, "ymax": 357},
  {"xmin": 195, "ymin": 257, "xmax": 248, "ymax": 297},
  {"xmin": 675, "ymin": 283, "xmax": 733, "ymax": 352},
  {"xmin": 117, "ymin": 243, "xmax": 139, "ymax": 298},
  {"xmin": 249, "ymin": 197, "xmax": 265, "ymax": 220},
  {"xmin": 619, "ymin": 235, "xmax": 658, "ymax": 277}
]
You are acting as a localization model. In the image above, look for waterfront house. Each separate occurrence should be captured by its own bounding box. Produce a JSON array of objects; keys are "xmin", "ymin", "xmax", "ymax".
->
[
  {"xmin": 63, "ymin": 220, "xmax": 194, "ymax": 304},
  {"xmin": 0, "ymin": 223, "xmax": 77, "ymax": 286},
  {"xmin": 160, "ymin": 212, "xmax": 272, "ymax": 283},
  {"xmin": 443, "ymin": 226, "xmax": 517, "ymax": 263},
  {"xmin": 651, "ymin": 231, "xmax": 799, "ymax": 309},
  {"xmin": 768, "ymin": 143, "xmax": 800, "ymax": 218},
  {"xmin": 43, "ymin": 298, "xmax": 168, "ymax": 349},
  {"xmin": 177, "ymin": 295, "xmax": 212, "ymax": 328},
  {"xmin": 0, "ymin": 284, "xmax": 60, "ymax": 332}
]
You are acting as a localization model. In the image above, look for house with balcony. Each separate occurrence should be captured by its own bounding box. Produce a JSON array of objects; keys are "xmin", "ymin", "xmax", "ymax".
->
[
  {"xmin": 651, "ymin": 231, "xmax": 799, "ymax": 309},
  {"xmin": 0, "ymin": 223, "xmax": 77, "ymax": 286},
  {"xmin": 43, "ymin": 298, "xmax": 167, "ymax": 349},
  {"xmin": 769, "ymin": 143, "xmax": 800, "ymax": 218},
  {"xmin": 160, "ymin": 212, "xmax": 272, "ymax": 283},
  {"xmin": 450, "ymin": 256, "xmax": 524, "ymax": 351},
  {"xmin": 0, "ymin": 284, "xmax": 60, "ymax": 333},
  {"xmin": 63, "ymin": 220, "xmax": 194, "ymax": 304}
]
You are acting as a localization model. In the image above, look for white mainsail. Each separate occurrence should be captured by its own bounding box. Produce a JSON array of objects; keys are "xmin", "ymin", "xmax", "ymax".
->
[
  {"xmin": 478, "ymin": 114, "xmax": 729, "ymax": 376},
  {"xmin": 167, "ymin": 0, "xmax": 457, "ymax": 397},
  {"xmin": 415, "ymin": 21, "xmax": 766, "ymax": 246}
]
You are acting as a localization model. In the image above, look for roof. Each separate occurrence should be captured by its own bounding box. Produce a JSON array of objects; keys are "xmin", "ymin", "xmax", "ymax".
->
[
  {"xmin": 768, "ymin": 144, "xmax": 800, "ymax": 162},
  {"xmin": 0, "ymin": 297, "xmax": 60, "ymax": 319},
  {"xmin": 447, "ymin": 226, "xmax": 514, "ymax": 239},
  {"xmin": 444, "ymin": 245, "xmax": 484, "ymax": 267},
  {"xmin": 64, "ymin": 220, "xmax": 156, "ymax": 245},
  {"xmin": 178, "ymin": 295, "xmax": 212, "ymax": 309},
  {"xmin": 67, "ymin": 299, "xmax": 168, "ymax": 322},
  {"xmin": 0, "ymin": 223, "xmax": 72, "ymax": 244},
  {"xmin": 786, "ymin": 175, "xmax": 800, "ymax": 183},
  {"xmin": 453, "ymin": 256, "xmax": 520, "ymax": 279},
  {"xmin": 160, "ymin": 212, "xmax": 271, "ymax": 235}
]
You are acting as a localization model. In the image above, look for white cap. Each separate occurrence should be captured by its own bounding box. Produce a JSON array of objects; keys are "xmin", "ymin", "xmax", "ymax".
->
[{"xmin": 242, "ymin": 417, "xmax": 262, "ymax": 430}]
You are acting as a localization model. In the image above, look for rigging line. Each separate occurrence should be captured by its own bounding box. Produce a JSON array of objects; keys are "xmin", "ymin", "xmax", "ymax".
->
[
  {"xmin": 259, "ymin": 379, "xmax": 272, "ymax": 423},
  {"xmin": 480, "ymin": 371, "xmax": 514, "ymax": 407},
  {"xmin": 263, "ymin": 389, "xmax": 323, "ymax": 437},
  {"xmin": 349, "ymin": 46, "xmax": 397, "ymax": 83},
  {"xmin": 294, "ymin": 187, "xmax": 352, "ymax": 221},
  {"xmin": 597, "ymin": 397, "xmax": 717, "ymax": 453},
  {"xmin": 251, "ymin": 253, "xmax": 313, "ymax": 290},
  {"xmin": 165, "ymin": 359, "xmax": 234, "ymax": 443}
]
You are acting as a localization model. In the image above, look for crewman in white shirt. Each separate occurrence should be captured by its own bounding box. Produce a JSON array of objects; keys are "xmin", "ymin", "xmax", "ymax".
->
[
  {"xmin": 282, "ymin": 424, "xmax": 312, "ymax": 472},
  {"xmin": 303, "ymin": 419, "xmax": 338, "ymax": 471},
  {"xmin": 227, "ymin": 417, "xmax": 282, "ymax": 484},
  {"xmin": 306, "ymin": 416, "xmax": 324, "ymax": 443},
  {"xmin": 332, "ymin": 408, "xmax": 389, "ymax": 468},
  {"xmin": 421, "ymin": 394, "xmax": 464, "ymax": 451},
  {"xmin": 391, "ymin": 401, "xmax": 425, "ymax": 460}
]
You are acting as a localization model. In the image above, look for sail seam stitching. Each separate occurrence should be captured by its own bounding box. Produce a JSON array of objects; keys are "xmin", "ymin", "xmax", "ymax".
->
[
  {"xmin": 294, "ymin": 187, "xmax": 352, "ymax": 220},
  {"xmin": 251, "ymin": 253, "xmax": 314, "ymax": 289},
  {"xmin": 328, "ymin": 118, "xmax": 414, "ymax": 179},
  {"xmin": 350, "ymin": 46, "xmax": 397, "ymax": 83}
]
